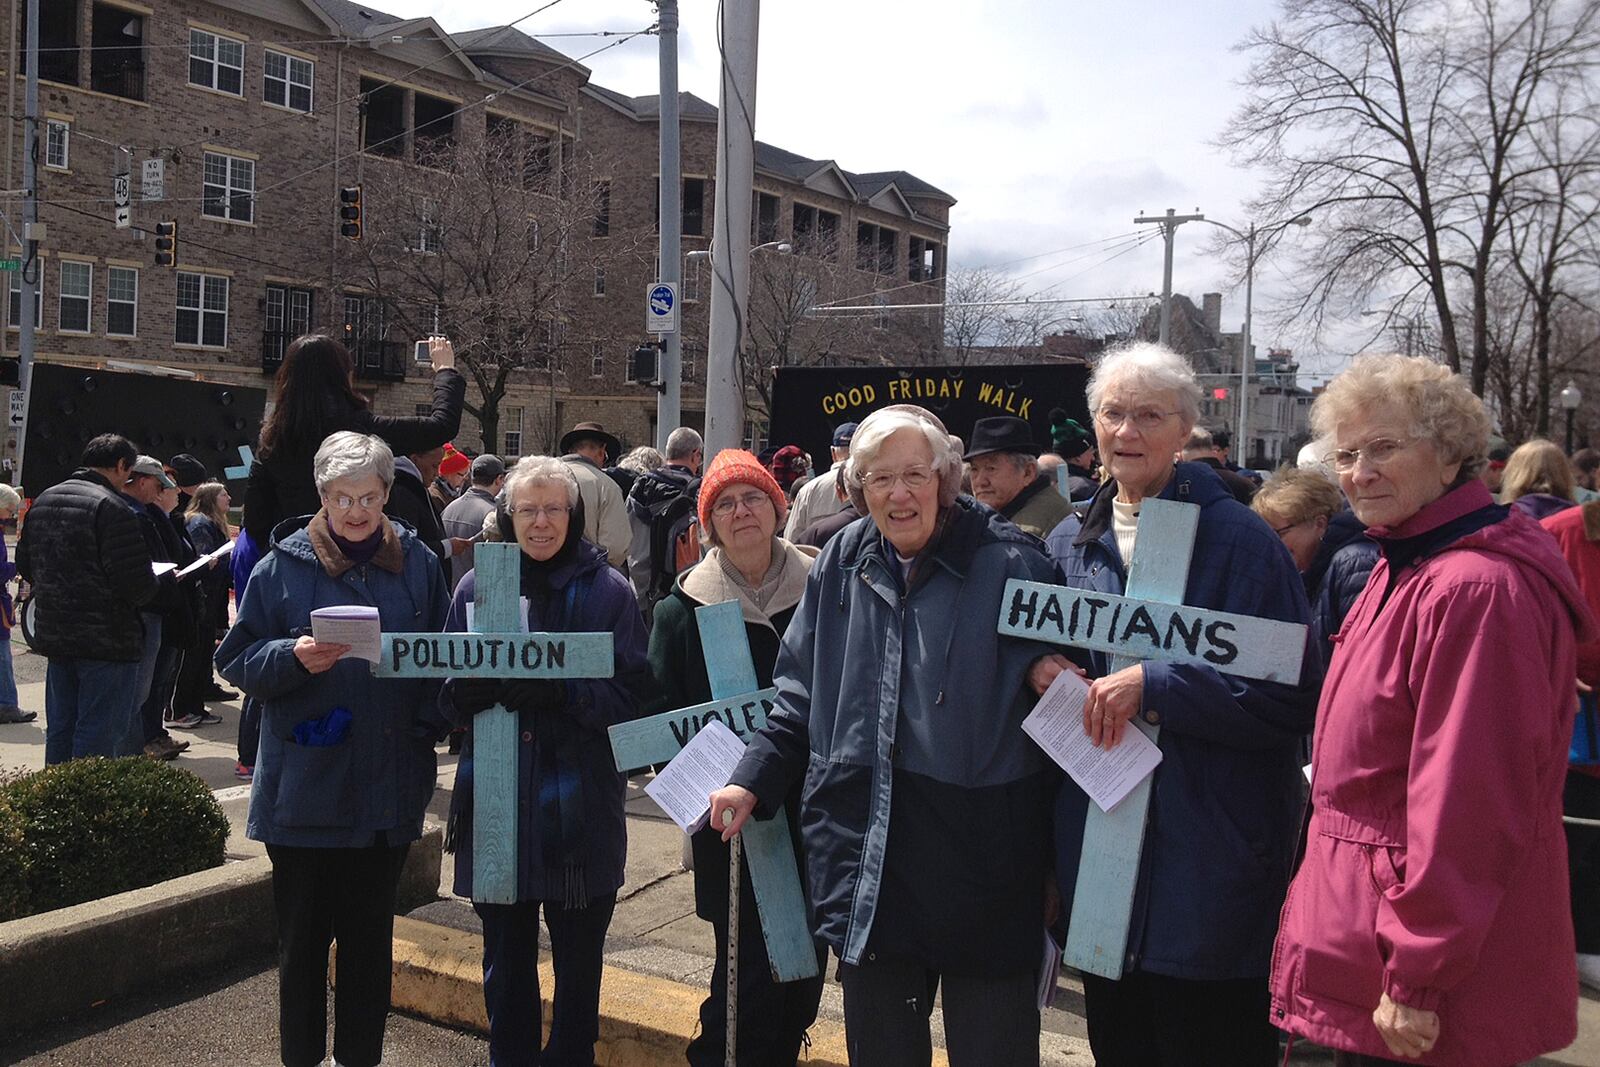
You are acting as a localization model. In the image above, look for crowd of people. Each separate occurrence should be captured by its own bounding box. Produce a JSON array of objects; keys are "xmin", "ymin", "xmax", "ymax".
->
[{"xmin": 4, "ymin": 332, "xmax": 1597, "ymax": 1067}]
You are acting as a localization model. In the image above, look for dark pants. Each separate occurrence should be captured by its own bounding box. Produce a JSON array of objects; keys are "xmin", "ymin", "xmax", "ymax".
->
[
  {"xmin": 1566, "ymin": 769, "xmax": 1600, "ymax": 954},
  {"xmin": 238, "ymin": 694, "xmax": 263, "ymax": 768},
  {"xmin": 837, "ymin": 958, "xmax": 1038, "ymax": 1067},
  {"xmin": 1082, "ymin": 970, "xmax": 1277, "ymax": 1067},
  {"xmin": 474, "ymin": 894, "xmax": 616, "ymax": 1067},
  {"xmin": 266, "ymin": 840, "xmax": 410, "ymax": 1067},
  {"xmin": 685, "ymin": 852, "xmax": 824, "ymax": 1067},
  {"xmin": 171, "ymin": 621, "xmax": 218, "ymax": 719},
  {"xmin": 43, "ymin": 656, "xmax": 142, "ymax": 764},
  {"xmin": 139, "ymin": 644, "xmax": 181, "ymax": 745}
]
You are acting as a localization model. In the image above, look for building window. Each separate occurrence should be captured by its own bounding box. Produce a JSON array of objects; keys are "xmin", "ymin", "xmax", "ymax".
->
[
  {"xmin": 682, "ymin": 344, "xmax": 699, "ymax": 383},
  {"xmin": 360, "ymin": 78, "xmax": 406, "ymax": 158},
  {"xmin": 263, "ymin": 50, "xmax": 313, "ymax": 113},
  {"xmin": 753, "ymin": 191, "xmax": 780, "ymax": 244},
  {"xmin": 857, "ymin": 223, "xmax": 898, "ymax": 274},
  {"xmin": 416, "ymin": 201, "xmax": 442, "ymax": 254},
  {"xmin": 593, "ymin": 267, "xmax": 606, "ymax": 297},
  {"xmin": 413, "ymin": 92, "xmax": 456, "ymax": 167},
  {"xmin": 45, "ymin": 120, "xmax": 69, "ymax": 171},
  {"xmin": 106, "ymin": 265, "xmax": 138, "ymax": 337},
  {"xmin": 58, "ymin": 261, "xmax": 91, "ymax": 333},
  {"xmin": 526, "ymin": 218, "xmax": 541, "ymax": 253},
  {"xmin": 177, "ymin": 271, "xmax": 229, "ymax": 347},
  {"xmin": 202, "ymin": 151, "xmax": 255, "ymax": 223},
  {"xmin": 503, "ymin": 406, "xmax": 524, "ymax": 457},
  {"xmin": 682, "ymin": 178, "xmax": 705, "ymax": 237},
  {"xmin": 793, "ymin": 204, "xmax": 839, "ymax": 257},
  {"xmin": 189, "ymin": 28, "xmax": 244, "ymax": 96},
  {"xmin": 590, "ymin": 341, "xmax": 604, "ymax": 377},
  {"xmin": 7, "ymin": 270, "xmax": 42, "ymax": 329},
  {"xmin": 683, "ymin": 255, "xmax": 701, "ymax": 302},
  {"xmin": 91, "ymin": 3, "xmax": 146, "ymax": 101},
  {"xmin": 592, "ymin": 180, "xmax": 611, "ymax": 237},
  {"xmin": 31, "ymin": 2, "xmax": 79, "ymax": 85},
  {"xmin": 263, "ymin": 283, "xmax": 311, "ymax": 363}
]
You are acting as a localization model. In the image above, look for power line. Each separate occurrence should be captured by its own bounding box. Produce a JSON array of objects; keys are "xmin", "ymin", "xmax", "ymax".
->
[
  {"xmin": 48, "ymin": 200, "xmax": 327, "ymax": 281},
  {"xmin": 32, "ymin": 29, "xmax": 642, "ymax": 54}
]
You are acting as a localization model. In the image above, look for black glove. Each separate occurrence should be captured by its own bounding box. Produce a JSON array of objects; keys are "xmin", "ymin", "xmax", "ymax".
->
[
  {"xmin": 500, "ymin": 679, "xmax": 566, "ymax": 715},
  {"xmin": 450, "ymin": 678, "xmax": 503, "ymax": 717}
]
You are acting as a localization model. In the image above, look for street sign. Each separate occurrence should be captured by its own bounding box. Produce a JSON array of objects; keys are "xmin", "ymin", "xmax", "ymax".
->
[
  {"xmin": 646, "ymin": 282, "xmax": 678, "ymax": 334},
  {"xmin": 141, "ymin": 158, "xmax": 164, "ymax": 201},
  {"xmin": 0, "ymin": 260, "xmax": 19, "ymax": 272},
  {"xmin": 113, "ymin": 172, "xmax": 131, "ymax": 229},
  {"xmin": 9, "ymin": 391, "xmax": 23, "ymax": 428}
]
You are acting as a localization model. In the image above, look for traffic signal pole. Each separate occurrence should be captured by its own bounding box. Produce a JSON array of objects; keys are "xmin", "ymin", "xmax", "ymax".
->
[{"xmin": 655, "ymin": 0, "xmax": 682, "ymax": 450}]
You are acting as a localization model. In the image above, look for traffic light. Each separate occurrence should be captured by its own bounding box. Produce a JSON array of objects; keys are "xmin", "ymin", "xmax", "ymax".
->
[
  {"xmin": 630, "ymin": 344, "xmax": 661, "ymax": 388},
  {"xmin": 339, "ymin": 186, "xmax": 363, "ymax": 240},
  {"xmin": 1212, "ymin": 387, "xmax": 1230, "ymax": 400},
  {"xmin": 154, "ymin": 220, "xmax": 178, "ymax": 268}
]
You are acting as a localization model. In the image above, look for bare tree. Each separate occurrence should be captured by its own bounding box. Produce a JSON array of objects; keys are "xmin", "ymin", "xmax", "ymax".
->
[{"xmin": 939, "ymin": 266, "xmax": 1061, "ymax": 365}]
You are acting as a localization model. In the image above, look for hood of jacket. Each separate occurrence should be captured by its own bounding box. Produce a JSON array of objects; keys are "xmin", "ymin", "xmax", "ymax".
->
[
  {"xmin": 1304, "ymin": 507, "xmax": 1369, "ymax": 592},
  {"xmin": 677, "ymin": 539, "xmax": 819, "ymax": 628}
]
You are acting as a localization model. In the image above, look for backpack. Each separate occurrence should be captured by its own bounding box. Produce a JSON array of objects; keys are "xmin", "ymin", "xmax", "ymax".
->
[{"xmin": 644, "ymin": 477, "xmax": 702, "ymax": 602}]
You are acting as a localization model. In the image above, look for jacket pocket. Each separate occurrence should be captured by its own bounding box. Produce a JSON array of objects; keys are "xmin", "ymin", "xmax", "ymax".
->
[{"xmin": 275, "ymin": 740, "xmax": 356, "ymax": 828}]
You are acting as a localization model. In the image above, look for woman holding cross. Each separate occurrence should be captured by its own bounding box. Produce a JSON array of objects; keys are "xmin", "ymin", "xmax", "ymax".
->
[
  {"xmin": 438, "ymin": 455, "xmax": 648, "ymax": 1067},
  {"xmin": 1042, "ymin": 343, "xmax": 1319, "ymax": 1066},
  {"xmin": 645, "ymin": 448, "xmax": 825, "ymax": 1066}
]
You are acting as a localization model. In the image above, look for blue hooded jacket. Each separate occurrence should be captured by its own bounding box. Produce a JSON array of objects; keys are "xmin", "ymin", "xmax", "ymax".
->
[
  {"xmin": 216, "ymin": 514, "xmax": 451, "ymax": 849},
  {"xmin": 1043, "ymin": 462, "xmax": 1320, "ymax": 980}
]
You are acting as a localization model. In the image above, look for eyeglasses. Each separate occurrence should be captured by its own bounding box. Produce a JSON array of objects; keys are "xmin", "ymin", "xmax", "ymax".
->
[
  {"xmin": 1271, "ymin": 520, "xmax": 1304, "ymax": 537},
  {"xmin": 326, "ymin": 492, "xmax": 383, "ymax": 511},
  {"xmin": 711, "ymin": 490, "xmax": 772, "ymax": 518},
  {"xmin": 1326, "ymin": 438, "xmax": 1414, "ymax": 473},
  {"xmin": 1095, "ymin": 407, "xmax": 1181, "ymax": 432},
  {"xmin": 860, "ymin": 465, "xmax": 935, "ymax": 494},
  {"xmin": 508, "ymin": 503, "xmax": 571, "ymax": 521}
]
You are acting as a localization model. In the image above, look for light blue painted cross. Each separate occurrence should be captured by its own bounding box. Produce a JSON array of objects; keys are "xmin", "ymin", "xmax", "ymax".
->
[
  {"xmin": 224, "ymin": 445, "xmax": 255, "ymax": 481},
  {"xmin": 996, "ymin": 497, "xmax": 1307, "ymax": 979},
  {"xmin": 372, "ymin": 541, "xmax": 615, "ymax": 905},
  {"xmin": 607, "ymin": 599, "xmax": 820, "ymax": 982}
]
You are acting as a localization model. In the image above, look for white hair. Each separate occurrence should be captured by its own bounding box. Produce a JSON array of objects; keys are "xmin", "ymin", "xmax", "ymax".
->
[
  {"xmin": 1088, "ymin": 342, "xmax": 1203, "ymax": 427},
  {"xmin": 0, "ymin": 484, "xmax": 20, "ymax": 512},
  {"xmin": 845, "ymin": 406, "xmax": 963, "ymax": 511},
  {"xmin": 313, "ymin": 431, "xmax": 394, "ymax": 491},
  {"xmin": 507, "ymin": 455, "xmax": 579, "ymax": 506},
  {"xmin": 664, "ymin": 426, "xmax": 703, "ymax": 462}
]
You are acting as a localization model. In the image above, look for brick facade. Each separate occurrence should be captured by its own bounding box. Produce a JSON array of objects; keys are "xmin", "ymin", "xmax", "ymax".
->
[{"xmin": 7, "ymin": 0, "xmax": 952, "ymax": 461}]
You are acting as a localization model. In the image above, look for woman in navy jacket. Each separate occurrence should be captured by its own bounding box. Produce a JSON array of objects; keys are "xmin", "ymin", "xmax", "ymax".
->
[
  {"xmin": 439, "ymin": 455, "xmax": 648, "ymax": 1067},
  {"xmin": 1043, "ymin": 344, "xmax": 1319, "ymax": 1067}
]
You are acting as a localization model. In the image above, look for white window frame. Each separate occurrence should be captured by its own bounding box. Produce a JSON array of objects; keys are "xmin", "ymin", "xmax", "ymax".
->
[
  {"xmin": 202, "ymin": 151, "xmax": 255, "ymax": 224},
  {"xmin": 7, "ymin": 269, "xmax": 42, "ymax": 331},
  {"xmin": 415, "ymin": 201, "xmax": 441, "ymax": 254},
  {"xmin": 106, "ymin": 265, "xmax": 138, "ymax": 338},
  {"xmin": 176, "ymin": 270, "xmax": 229, "ymax": 349},
  {"xmin": 503, "ymin": 406, "xmax": 524, "ymax": 457},
  {"xmin": 593, "ymin": 266, "xmax": 605, "ymax": 297},
  {"xmin": 590, "ymin": 341, "xmax": 604, "ymax": 377},
  {"xmin": 263, "ymin": 49, "xmax": 313, "ymax": 113},
  {"xmin": 45, "ymin": 120, "xmax": 69, "ymax": 171},
  {"xmin": 683, "ymin": 255, "xmax": 701, "ymax": 302},
  {"xmin": 189, "ymin": 29, "xmax": 245, "ymax": 96},
  {"xmin": 57, "ymin": 261, "xmax": 91, "ymax": 334}
]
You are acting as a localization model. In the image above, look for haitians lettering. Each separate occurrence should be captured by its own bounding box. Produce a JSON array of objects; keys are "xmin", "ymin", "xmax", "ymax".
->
[{"xmin": 1005, "ymin": 584, "xmax": 1241, "ymax": 666}]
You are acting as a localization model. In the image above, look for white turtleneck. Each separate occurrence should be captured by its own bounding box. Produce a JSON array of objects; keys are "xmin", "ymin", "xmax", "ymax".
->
[{"xmin": 1112, "ymin": 497, "xmax": 1140, "ymax": 563}]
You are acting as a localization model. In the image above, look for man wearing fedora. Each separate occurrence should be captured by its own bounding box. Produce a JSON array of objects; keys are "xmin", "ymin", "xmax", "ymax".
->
[
  {"xmin": 965, "ymin": 416, "xmax": 1074, "ymax": 539},
  {"xmin": 560, "ymin": 421, "xmax": 632, "ymax": 568}
]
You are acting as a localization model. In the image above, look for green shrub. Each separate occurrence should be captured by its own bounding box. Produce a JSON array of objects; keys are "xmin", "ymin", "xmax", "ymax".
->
[
  {"xmin": 0, "ymin": 757, "xmax": 230, "ymax": 916},
  {"xmin": 0, "ymin": 789, "xmax": 27, "ymax": 922}
]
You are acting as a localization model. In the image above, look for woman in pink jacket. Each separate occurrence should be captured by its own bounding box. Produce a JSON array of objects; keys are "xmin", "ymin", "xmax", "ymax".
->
[{"xmin": 1270, "ymin": 354, "xmax": 1595, "ymax": 1066}]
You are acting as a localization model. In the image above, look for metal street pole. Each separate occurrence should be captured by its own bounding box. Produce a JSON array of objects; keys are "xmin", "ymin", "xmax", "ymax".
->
[
  {"xmin": 1134, "ymin": 208, "xmax": 1204, "ymax": 345},
  {"xmin": 1239, "ymin": 224, "xmax": 1254, "ymax": 468},
  {"xmin": 16, "ymin": 0, "xmax": 39, "ymax": 487},
  {"xmin": 704, "ymin": 0, "xmax": 759, "ymax": 458},
  {"xmin": 654, "ymin": 0, "xmax": 682, "ymax": 449}
]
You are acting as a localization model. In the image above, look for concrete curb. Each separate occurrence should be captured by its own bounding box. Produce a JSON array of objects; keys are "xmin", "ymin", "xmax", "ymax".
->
[
  {"xmin": 0, "ymin": 827, "xmax": 442, "ymax": 1042},
  {"xmin": 387, "ymin": 915, "xmax": 934, "ymax": 1067}
]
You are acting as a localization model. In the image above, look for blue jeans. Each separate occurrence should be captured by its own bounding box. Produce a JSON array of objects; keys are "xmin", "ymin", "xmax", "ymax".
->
[
  {"xmin": 43, "ymin": 657, "xmax": 143, "ymax": 764},
  {"xmin": 0, "ymin": 627, "xmax": 18, "ymax": 707},
  {"xmin": 123, "ymin": 613, "xmax": 162, "ymax": 755}
]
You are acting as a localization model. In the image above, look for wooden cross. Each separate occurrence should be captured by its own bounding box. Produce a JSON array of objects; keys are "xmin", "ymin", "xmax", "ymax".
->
[
  {"xmin": 607, "ymin": 599, "xmax": 820, "ymax": 982},
  {"xmin": 372, "ymin": 541, "xmax": 615, "ymax": 905},
  {"xmin": 995, "ymin": 497, "xmax": 1307, "ymax": 980}
]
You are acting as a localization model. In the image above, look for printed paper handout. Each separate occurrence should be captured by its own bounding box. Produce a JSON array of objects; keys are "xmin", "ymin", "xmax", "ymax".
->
[
  {"xmin": 644, "ymin": 719, "xmax": 748, "ymax": 833},
  {"xmin": 1023, "ymin": 667, "xmax": 1163, "ymax": 813},
  {"xmin": 309, "ymin": 605, "xmax": 383, "ymax": 664}
]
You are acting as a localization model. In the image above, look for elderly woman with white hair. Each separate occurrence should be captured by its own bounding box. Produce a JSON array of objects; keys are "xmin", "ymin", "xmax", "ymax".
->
[
  {"xmin": 216, "ymin": 430, "xmax": 451, "ymax": 1067},
  {"xmin": 1042, "ymin": 343, "xmax": 1319, "ymax": 1066},
  {"xmin": 1271, "ymin": 355, "xmax": 1593, "ymax": 1067},
  {"xmin": 438, "ymin": 455, "xmax": 647, "ymax": 1067},
  {"xmin": 709, "ymin": 405, "xmax": 1064, "ymax": 1066},
  {"xmin": 0, "ymin": 482, "xmax": 30, "ymax": 724}
]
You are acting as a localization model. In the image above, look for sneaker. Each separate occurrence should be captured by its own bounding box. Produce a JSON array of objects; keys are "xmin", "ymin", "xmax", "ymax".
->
[
  {"xmin": 0, "ymin": 705, "xmax": 36, "ymax": 724},
  {"xmin": 166, "ymin": 712, "xmax": 205, "ymax": 729},
  {"xmin": 234, "ymin": 762, "xmax": 254, "ymax": 781},
  {"xmin": 195, "ymin": 711, "xmax": 224, "ymax": 726},
  {"xmin": 1579, "ymin": 952, "xmax": 1600, "ymax": 992}
]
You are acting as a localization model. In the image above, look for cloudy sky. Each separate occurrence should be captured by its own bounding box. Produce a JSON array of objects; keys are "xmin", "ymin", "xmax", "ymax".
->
[{"xmin": 383, "ymin": 0, "xmax": 1367, "ymax": 378}]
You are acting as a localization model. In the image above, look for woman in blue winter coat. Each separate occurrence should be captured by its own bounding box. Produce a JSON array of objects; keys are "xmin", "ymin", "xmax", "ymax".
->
[
  {"xmin": 1042, "ymin": 343, "xmax": 1319, "ymax": 1067},
  {"xmin": 216, "ymin": 431, "xmax": 450, "ymax": 1067},
  {"xmin": 439, "ymin": 455, "xmax": 648, "ymax": 1067}
]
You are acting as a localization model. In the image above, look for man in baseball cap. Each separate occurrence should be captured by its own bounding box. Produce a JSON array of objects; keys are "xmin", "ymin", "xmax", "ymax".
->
[{"xmin": 784, "ymin": 421, "xmax": 859, "ymax": 539}]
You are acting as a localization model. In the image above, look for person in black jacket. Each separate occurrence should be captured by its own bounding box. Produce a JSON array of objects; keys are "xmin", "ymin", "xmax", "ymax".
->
[
  {"xmin": 243, "ymin": 334, "xmax": 464, "ymax": 546},
  {"xmin": 16, "ymin": 434, "xmax": 159, "ymax": 764},
  {"xmin": 128, "ymin": 467, "xmax": 202, "ymax": 759}
]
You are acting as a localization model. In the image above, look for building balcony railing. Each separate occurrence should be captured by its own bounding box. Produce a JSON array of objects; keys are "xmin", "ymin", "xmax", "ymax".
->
[
  {"xmin": 352, "ymin": 339, "xmax": 407, "ymax": 382},
  {"xmin": 90, "ymin": 60, "xmax": 145, "ymax": 101}
]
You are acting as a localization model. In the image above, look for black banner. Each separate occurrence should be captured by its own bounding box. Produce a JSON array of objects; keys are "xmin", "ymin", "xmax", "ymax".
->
[{"xmin": 767, "ymin": 363, "xmax": 1092, "ymax": 462}]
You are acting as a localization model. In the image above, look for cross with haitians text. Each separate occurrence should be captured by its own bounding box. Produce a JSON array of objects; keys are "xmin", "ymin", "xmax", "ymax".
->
[
  {"xmin": 607, "ymin": 599, "xmax": 819, "ymax": 982},
  {"xmin": 996, "ymin": 496, "xmax": 1306, "ymax": 980},
  {"xmin": 372, "ymin": 541, "xmax": 615, "ymax": 905}
]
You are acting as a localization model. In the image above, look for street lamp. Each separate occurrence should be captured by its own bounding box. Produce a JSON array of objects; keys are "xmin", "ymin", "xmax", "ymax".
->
[
  {"xmin": 1200, "ymin": 214, "xmax": 1312, "ymax": 467},
  {"xmin": 1561, "ymin": 380, "xmax": 1583, "ymax": 454}
]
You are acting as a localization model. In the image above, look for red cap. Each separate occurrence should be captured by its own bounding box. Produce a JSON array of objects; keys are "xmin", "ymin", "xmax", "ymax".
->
[{"xmin": 439, "ymin": 444, "xmax": 470, "ymax": 477}]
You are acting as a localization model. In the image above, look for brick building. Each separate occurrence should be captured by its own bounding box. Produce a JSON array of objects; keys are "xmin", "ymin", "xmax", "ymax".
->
[{"xmin": 7, "ymin": 0, "xmax": 953, "ymax": 463}]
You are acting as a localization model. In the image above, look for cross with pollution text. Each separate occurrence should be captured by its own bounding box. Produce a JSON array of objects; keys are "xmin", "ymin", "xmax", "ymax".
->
[
  {"xmin": 996, "ymin": 497, "xmax": 1307, "ymax": 980},
  {"xmin": 372, "ymin": 542, "xmax": 615, "ymax": 905},
  {"xmin": 607, "ymin": 599, "xmax": 820, "ymax": 983}
]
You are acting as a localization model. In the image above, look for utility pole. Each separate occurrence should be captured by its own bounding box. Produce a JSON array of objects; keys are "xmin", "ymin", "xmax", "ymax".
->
[
  {"xmin": 16, "ymin": 0, "xmax": 40, "ymax": 487},
  {"xmin": 655, "ymin": 0, "xmax": 682, "ymax": 449},
  {"xmin": 1134, "ymin": 208, "xmax": 1204, "ymax": 346},
  {"xmin": 703, "ymin": 0, "xmax": 759, "ymax": 458},
  {"xmin": 1238, "ymin": 223, "xmax": 1255, "ymax": 469}
]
